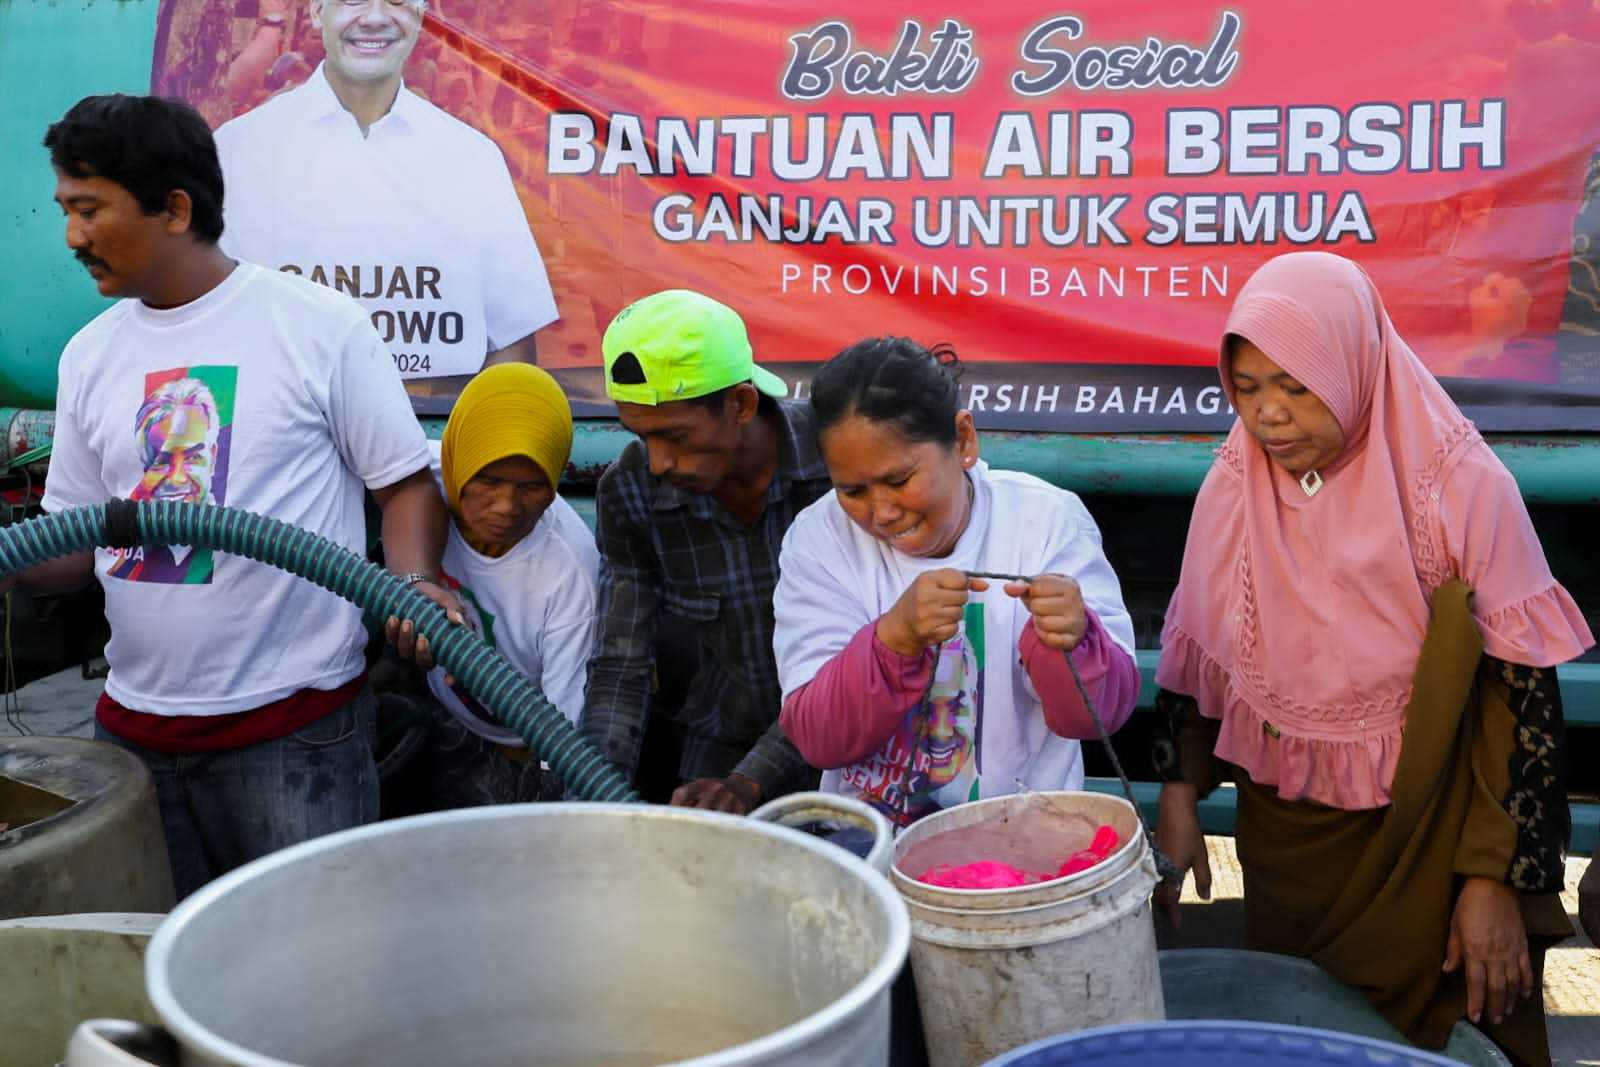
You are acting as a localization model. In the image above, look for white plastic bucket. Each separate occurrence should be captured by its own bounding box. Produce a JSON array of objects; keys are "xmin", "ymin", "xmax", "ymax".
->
[
  {"xmin": 890, "ymin": 791, "xmax": 1165, "ymax": 1067},
  {"xmin": 751, "ymin": 791, "xmax": 896, "ymax": 875}
]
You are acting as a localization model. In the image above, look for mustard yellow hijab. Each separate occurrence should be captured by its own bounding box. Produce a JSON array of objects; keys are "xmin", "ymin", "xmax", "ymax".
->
[{"xmin": 440, "ymin": 364, "xmax": 573, "ymax": 556}]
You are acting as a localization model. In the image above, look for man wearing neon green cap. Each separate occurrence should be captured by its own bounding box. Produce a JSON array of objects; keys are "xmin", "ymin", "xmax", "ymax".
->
[{"xmin": 580, "ymin": 289, "xmax": 826, "ymax": 811}]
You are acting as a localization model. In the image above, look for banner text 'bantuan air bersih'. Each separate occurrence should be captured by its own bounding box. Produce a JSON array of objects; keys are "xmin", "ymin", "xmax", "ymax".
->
[{"xmin": 152, "ymin": 1, "xmax": 1600, "ymax": 430}]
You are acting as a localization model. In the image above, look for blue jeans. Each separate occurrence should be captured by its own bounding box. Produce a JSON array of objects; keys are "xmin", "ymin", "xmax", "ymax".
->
[{"xmin": 97, "ymin": 686, "xmax": 379, "ymax": 899}]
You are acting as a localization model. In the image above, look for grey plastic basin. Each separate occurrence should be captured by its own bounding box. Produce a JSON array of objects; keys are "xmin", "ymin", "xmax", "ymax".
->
[{"xmin": 1159, "ymin": 949, "xmax": 1509, "ymax": 1067}]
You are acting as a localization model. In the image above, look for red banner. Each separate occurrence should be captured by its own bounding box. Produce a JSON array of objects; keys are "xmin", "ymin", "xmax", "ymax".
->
[{"xmin": 153, "ymin": 1, "xmax": 1600, "ymax": 430}]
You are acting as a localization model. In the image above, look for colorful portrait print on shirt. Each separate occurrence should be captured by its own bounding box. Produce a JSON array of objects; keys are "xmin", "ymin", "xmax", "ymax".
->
[
  {"xmin": 434, "ymin": 568, "xmax": 499, "ymax": 714},
  {"xmin": 843, "ymin": 601, "xmax": 986, "ymax": 826},
  {"xmin": 107, "ymin": 366, "xmax": 237, "ymax": 584}
]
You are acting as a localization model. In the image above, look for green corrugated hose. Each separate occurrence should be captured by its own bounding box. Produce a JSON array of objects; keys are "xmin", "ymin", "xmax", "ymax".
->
[{"xmin": 0, "ymin": 499, "xmax": 641, "ymax": 803}]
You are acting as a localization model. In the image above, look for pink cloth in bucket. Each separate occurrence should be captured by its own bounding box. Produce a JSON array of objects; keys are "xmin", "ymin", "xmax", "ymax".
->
[
  {"xmin": 917, "ymin": 824, "xmax": 1121, "ymax": 888},
  {"xmin": 919, "ymin": 860, "xmax": 1038, "ymax": 890}
]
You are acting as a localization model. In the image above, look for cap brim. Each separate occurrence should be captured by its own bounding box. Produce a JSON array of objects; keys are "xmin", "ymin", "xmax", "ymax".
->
[{"xmin": 751, "ymin": 364, "xmax": 790, "ymax": 399}]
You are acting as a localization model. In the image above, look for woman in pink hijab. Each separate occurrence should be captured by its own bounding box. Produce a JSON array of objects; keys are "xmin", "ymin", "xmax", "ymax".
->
[{"xmin": 1153, "ymin": 252, "xmax": 1592, "ymax": 1067}]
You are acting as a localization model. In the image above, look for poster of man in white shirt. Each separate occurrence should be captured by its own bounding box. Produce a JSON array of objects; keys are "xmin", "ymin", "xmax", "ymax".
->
[{"xmin": 214, "ymin": 0, "xmax": 558, "ymax": 392}]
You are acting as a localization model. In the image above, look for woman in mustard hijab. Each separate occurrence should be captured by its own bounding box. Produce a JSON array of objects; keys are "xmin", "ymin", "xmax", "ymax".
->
[{"xmin": 422, "ymin": 363, "xmax": 599, "ymax": 805}]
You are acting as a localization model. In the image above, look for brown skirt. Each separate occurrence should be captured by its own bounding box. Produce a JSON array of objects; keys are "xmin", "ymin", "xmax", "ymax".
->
[{"xmin": 1231, "ymin": 580, "xmax": 1569, "ymax": 1067}]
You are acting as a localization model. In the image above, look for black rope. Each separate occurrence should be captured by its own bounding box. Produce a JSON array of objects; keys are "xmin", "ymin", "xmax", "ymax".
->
[
  {"xmin": 103, "ymin": 498, "xmax": 140, "ymax": 550},
  {"xmin": 965, "ymin": 569, "xmax": 1181, "ymax": 883}
]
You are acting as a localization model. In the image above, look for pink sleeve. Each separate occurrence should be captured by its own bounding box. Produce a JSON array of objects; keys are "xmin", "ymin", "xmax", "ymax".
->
[
  {"xmin": 1020, "ymin": 608, "xmax": 1141, "ymax": 740},
  {"xmin": 780, "ymin": 621, "xmax": 934, "ymax": 770},
  {"xmin": 1439, "ymin": 450, "xmax": 1594, "ymax": 667}
]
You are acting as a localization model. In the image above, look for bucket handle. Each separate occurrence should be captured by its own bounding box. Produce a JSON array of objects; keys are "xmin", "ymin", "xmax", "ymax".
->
[
  {"xmin": 65, "ymin": 1019, "xmax": 179, "ymax": 1067},
  {"xmin": 749, "ymin": 791, "xmax": 895, "ymax": 875}
]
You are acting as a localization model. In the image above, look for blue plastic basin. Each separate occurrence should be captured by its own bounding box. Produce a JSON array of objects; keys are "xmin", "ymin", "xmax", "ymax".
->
[{"xmin": 984, "ymin": 1021, "xmax": 1465, "ymax": 1067}]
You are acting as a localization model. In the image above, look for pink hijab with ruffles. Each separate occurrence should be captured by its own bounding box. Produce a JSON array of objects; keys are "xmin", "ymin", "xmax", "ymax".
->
[{"xmin": 1158, "ymin": 252, "xmax": 1592, "ymax": 810}]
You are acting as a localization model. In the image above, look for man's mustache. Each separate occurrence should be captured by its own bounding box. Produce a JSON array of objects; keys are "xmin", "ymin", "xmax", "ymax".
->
[{"xmin": 75, "ymin": 251, "xmax": 107, "ymax": 271}]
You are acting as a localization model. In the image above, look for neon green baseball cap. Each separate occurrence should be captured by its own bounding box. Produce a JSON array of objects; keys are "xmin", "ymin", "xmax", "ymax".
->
[{"xmin": 602, "ymin": 289, "xmax": 789, "ymax": 405}]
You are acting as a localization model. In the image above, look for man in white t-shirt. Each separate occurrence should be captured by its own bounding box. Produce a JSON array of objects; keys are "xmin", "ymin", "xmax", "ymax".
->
[
  {"xmin": 213, "ymin": 0, "xmax": 558, "ymax": 391},
  {"xmin": 17, "ymin": 93, "xmax": 462, "ymax": 899}
]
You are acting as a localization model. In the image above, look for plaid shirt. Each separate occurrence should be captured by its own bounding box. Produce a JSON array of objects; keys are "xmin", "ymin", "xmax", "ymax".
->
[{"xmin": 580, "ymin": 401, "xmax": 831, "ymax": 797}]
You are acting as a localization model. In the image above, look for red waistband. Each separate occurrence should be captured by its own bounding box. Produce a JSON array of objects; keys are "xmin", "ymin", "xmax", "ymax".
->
[{"xmin": 96, "ymin": 673, "xmax": 369, "ymax": 753}]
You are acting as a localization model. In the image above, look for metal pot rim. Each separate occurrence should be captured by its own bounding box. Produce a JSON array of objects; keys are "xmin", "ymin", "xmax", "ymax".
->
[{"xmin": 145, "ymin": 803, "xmax": 912, "ymax": 1067}]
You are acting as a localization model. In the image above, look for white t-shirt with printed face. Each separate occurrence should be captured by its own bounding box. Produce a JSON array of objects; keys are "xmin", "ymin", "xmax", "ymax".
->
[
  {"xmin": 214, "ymin": 65, "xmax": 558, "ymax": 380},
  {"xmin": 41, "ymin": 263, "xmax": 432, "ymax": 716},
  {"xmin": 774, "ymin": 462, "xmax": 1136, "ymax": 822},
  {"xmin": 424, "ymin": 443, "xmax": 599, "ymax": 726}
]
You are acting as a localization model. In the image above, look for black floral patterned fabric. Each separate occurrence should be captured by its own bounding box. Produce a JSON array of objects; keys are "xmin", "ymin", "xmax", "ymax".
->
[
  {"xmin": 1151, "ymin": 687, "xmax": 1190, "ymax": 783},
  {"xmin": 1494, "ymin": 658, "xmax": 1571, "ymax": 894},
  {"xmin": 1151, "ymin": 687, "xmax": 1222, "ymax": 795}
]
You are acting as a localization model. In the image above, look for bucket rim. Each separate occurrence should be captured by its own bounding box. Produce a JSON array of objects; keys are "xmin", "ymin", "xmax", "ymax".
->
[
  {"xmin": 145, "ymin": 803, "xmax": 912, "ymax": 1067},
  {"xmin": 890, "ymin": 791, "xmax": 1144, "ymax": 901},
  {"xmin": 982, "ymin": 1019, "xmax": 1467, "ymax": 1067},
  {"xmin": 904, "ymin": 853, "xmax": 1158, "ymax": 949},
  {"xmin": 901, "ymin": 849, "xmax": 1157, "ymax": 924}
]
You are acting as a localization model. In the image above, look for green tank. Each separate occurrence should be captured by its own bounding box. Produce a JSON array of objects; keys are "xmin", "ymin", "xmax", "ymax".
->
[{"xmin": 0, "ymin": 0, "xmax": 159, "ymax": 409}]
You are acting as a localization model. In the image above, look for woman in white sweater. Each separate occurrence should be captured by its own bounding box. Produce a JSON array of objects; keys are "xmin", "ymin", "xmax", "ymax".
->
[{"xmin": 774, "ymin": 338, "xmax": 1139, "ymax": 828}]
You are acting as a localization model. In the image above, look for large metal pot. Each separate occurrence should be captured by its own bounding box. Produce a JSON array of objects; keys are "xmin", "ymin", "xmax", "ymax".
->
[{"xmin": 68, "ymin": 802, "xmax": 909, "ymax": 1067}]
